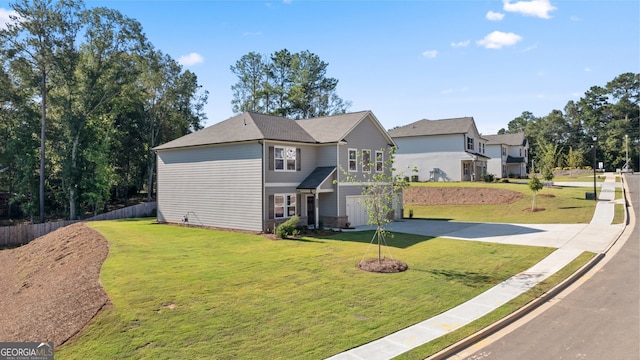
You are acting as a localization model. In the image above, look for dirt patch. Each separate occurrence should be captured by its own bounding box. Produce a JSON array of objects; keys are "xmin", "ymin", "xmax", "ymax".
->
[
  {"xmin": 0, "ymin": 223, "xmax": 109, "ymax": 347},
  {"xmin": 404, "ymin": 186, "xmax": 523, "ymax": 206},
  {"xmin": 357, "ymin": 258, "xmax": 408, "ymax": 273}
]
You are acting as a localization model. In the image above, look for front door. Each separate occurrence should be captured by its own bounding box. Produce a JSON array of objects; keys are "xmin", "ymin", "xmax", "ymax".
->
[{"xmin": 306, "ymin": 195, "xmax": 315, "ymax": 225}]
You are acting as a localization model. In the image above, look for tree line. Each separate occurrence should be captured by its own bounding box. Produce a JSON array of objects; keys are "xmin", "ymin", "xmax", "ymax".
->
[
  {"xmin": 0, "ymin": 0, "xmax": 208, "ymax": 223},
  {"xmin": 500, "ymin": 72, "xmax": 639, "ymax": 174},
  {"xmin": 230, "ymin": 49, "xmax": 351, "ymax": 119}
]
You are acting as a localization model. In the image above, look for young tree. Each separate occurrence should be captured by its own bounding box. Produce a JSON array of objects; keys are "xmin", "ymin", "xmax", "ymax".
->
[
  {"xmin": 529, "ymin": 175, "xmax": 543, "ymax": 212},
  {"xmin": 340, "ymin": 147, "xmax": 412, "ymax": 271},
  {"xmin": 537, "ymin": 142, "xmax": 558, "ymax": 186},
  {"xmin": 566, "ymin": 146, "xmax": 584, "ymax": 177}
]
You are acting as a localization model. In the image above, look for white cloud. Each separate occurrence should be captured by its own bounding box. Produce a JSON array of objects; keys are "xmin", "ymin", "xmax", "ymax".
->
[
  {"xmin": 570, "ymin": 15, "xmax": 580, "ymax": 21},
  {"xmin": 451, "ymin": 40, "xmax": 470, "ymax": 48},
  {"xmin": 486, "ymin": 11, "xmax": 505, "ymax": 21},
  {"xmin": 421, "ymin": 50, "xmax": 438, "ymax": 59},
  {"xmin": 503, "ymin": 0, "xmax": 557, "ymax": 19},
  {"xmin": 0, "ymin": 8, "xmax": 18, "ymax": 30},
  {"xmin": 178, "ymin": 53, "xmax": 204, "ymax": 66},
  {"xmin": 521, "ymin": 43, "xmax": 538, "ymax": 52},
  {"xmin": 476, "ymin": 31, "xmax": 523, "ymax": 49},
  {"xmin": 584, "ymin": 67, "xmax": 592, "ymax": 72},
  {"xmin": 243, "ymin": 31, "xmax": 262, "ymax": 36},
  {"xmin": 282, "ymin": 0, "xmax": 292, "ymax": 4}
]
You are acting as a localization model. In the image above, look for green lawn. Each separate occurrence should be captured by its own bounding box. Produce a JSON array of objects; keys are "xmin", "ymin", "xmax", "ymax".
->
[
  {"xmin": 404, "ymin": 182, "xmax": 596, "ymax": 223},
  {"xmin": 57, "ymin": 219, "xmax": 555, "ymax": 359},
  {"xmin": 552, "ymin": 173, "xmax": 606, "ymax": 182}
]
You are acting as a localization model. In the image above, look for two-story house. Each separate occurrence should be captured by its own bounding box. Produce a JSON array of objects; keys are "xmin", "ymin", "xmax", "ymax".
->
[
  {"xmin": 153, "ymin": 111, "xmax": 398, "ymax": 232},
  {"xmin": 484, "ymin": 132, "xmax": 529, "ymax": 178},
  {"xmin": 388, "ymin": 117, "xmax": 489, "ymax": 182}
]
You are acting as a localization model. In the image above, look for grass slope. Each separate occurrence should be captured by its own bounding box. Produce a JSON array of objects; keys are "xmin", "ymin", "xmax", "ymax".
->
[
  {"xmin": 57, "ymin": 219, "xmax": 554, "ymax": 359},
  {"xmin": 405, "ymin": 182, "xmax": 596, "ymax": 223}
]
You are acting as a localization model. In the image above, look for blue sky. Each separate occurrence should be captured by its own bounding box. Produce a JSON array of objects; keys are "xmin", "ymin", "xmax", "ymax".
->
[{"xmin": 1, "ymin": 0, "xmax": 638, "ymax": 134}]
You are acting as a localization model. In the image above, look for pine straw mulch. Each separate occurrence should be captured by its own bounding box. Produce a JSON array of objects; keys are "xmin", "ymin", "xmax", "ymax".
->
[
  {"xmin": 0, "ymin": 223, "xmax": 109, "ymax": 347},
  {"xmin": 357, "ymin": 258, "xmax": 409, "ymax": 273},
  {"xmin": 404, "ymin": 186, "xmax": 523, "ymax": 206}
]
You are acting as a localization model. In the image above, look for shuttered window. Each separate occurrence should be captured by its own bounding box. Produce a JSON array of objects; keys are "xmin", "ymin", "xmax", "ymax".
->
[
  {"xmin": 274, "ymin": 193, "xmax": 296, "ymax": 219},
  {"xmin": 272, "ymin": 146, "xmax": 300, "ymax": 172}
]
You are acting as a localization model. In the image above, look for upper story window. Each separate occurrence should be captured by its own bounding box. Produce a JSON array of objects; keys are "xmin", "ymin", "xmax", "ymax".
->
[
  {"xmin": 502, "ymin": 146, "xmax": 506, "ymax": 156},
  {"xmin": 466, "ymin": 137, "xmax": 474, "ymax": 151},
  {"xmin": 362, "ymin": 149, "xmax": 371, "ymax": 172},
  {"xmin": 375, "ymin": 150, "xmax": 384, "ymax": 172},
  {"xmin": 275, "ymin": 146, "xmax": 296, "ymax": 171},
  {"xmin": 348, "ymin": 149, "xmax": 357, "ymax": 172}
]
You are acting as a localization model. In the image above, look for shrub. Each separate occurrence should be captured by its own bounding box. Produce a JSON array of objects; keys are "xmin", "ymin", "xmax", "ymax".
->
[
  {"xmin": 275, "ymin": 216, "xmax": 299, "ymax": 239},
  {"xmin": 482, "ymin": 173, "xmax": 495, "ymax": 182}
]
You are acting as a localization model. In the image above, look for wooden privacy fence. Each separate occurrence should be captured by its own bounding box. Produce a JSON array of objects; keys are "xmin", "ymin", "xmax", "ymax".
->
[{"xmin": 0, "ymin": 202, "xmax": 157, "ymax": 247}]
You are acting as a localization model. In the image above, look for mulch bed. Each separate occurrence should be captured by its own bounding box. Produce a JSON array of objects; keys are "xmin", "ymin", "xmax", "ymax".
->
[
  {"xmin": 0, "ymin": 223, "xmax": 109, "ymax": 347},
  {"xmin": 405, "ymin": 187, "xmax": 523, "ymax": 206},
  {"xmin": 357, "ymin": 258, "xmax": 409, "ymax": 273}
]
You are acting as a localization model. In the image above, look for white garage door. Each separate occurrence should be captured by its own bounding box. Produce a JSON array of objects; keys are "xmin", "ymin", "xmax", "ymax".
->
[{"xmin": 346, "ymin": 195, "xmax": 371, "ymax": 227}]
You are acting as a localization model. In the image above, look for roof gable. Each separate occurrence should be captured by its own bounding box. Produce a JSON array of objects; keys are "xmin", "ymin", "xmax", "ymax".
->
[
  {"xmin": 389, "ymin": 117, "xmax": 476, "ymax": 138},
  {"xmin": 484, "ymin": 132, "xmax": 526, "ymax": 146},
  {"xmin": 155, "ymin": 110, "xmax": 396, "ymax": 151}
]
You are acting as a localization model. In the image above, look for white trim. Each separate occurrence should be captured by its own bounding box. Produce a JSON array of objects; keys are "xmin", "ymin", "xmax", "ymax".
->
[
  {"xmin": 339, "ymin": 182, "xmax": 391, "ymax": 187},
  {"xmin": 274, "ymin": 145, "xmax": 297, "ymax": 172},
  {"xmin": 265, "ymin": 182, "xmax": 300, "ymax": 188},
  {"xmin": 348, "ymin": 148, "xmax": 358, "ymax": 172},
  {"xmin": 274, "ymin": 193, "xmax": 296, "ymax": 219},
  {"xmin": 375, "ymin": 150, "xmax": 384, "ymax": 173}
]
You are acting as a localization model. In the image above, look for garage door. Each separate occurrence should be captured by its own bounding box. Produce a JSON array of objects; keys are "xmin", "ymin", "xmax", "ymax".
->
[{"xmin": 346, "ymin": 195, "xmax": 371, "ymax": 227}]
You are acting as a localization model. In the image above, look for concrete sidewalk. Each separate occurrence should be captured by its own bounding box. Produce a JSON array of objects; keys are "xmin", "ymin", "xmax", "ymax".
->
[{"xmin": 327, "ymin": 173, "xmax": 625, "ymax": 360}]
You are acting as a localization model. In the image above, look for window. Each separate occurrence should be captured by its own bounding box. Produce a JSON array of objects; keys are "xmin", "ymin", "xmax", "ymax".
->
[
  {"xmin": 348, "ymin": 149, "xmax": 357, "ymax": 172},
  {"xmin": 502, "ymin": 146, "xmax": 506, "ymax": 156},
  {"xmin": 463, "ymin": 162, "xmax": 470, "ymax": 175},
  {"xmin": 274, "ymin": 194, "xmax": 296, "ymax": 219},
  {"xmin": 362, "ymin": 149, "xmax": 371, "ymax": 172},
  {"xmin": 467, "ymin": 137, "xmax": 474, "ymax": 150},
  {"xmin": 275, "ymin": 146, "xmax": 296, "ymax": 171},
  {"xmin": 375, "ymin": 151, "xmax": 384, "ymax": 172}
]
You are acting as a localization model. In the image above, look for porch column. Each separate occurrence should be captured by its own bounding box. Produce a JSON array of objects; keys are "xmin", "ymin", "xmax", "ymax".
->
[{"xmin": 315, "ymin": 192, "xmax": 320, "ymax": 229}]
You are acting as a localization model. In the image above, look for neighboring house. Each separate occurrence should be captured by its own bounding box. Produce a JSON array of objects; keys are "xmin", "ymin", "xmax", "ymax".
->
[
  {"xmin": 153, "ymin": 110, "xmax": 398, "ymax": 232},
  {"xmin": 388, "ymin": 117, "xmax": 489, "ymax": 182},
  {"xmin": 484, "ymin": 132, "xmax": 529, "ymax": 178}
]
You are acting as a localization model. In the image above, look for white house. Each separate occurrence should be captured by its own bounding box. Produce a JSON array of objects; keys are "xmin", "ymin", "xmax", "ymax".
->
[
  {"xmin": 388, "ymin": 117, "xmax": 489, "ymax": 182},
  {"xmin": 484, "ymin": 132, "xmax": 529, "ymax": 178}
]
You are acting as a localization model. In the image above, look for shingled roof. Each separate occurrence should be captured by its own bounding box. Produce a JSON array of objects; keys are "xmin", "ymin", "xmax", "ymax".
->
[
  {"xmin": 484, "ymin": 132, "xmax": 527, "ymax": 146},
  {"xmin": 155, "ymin": 110, "xmax": 395, "ymax": 151},
  {"xmin": 388, "ymin": 117, "xmax": 475, "ymax": 138}
]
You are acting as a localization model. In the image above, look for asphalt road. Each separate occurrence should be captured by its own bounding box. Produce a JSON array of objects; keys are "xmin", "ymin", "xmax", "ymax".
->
[{"xmin": 457, "ymin": 174, "xmax": 639, "ymax": 360}]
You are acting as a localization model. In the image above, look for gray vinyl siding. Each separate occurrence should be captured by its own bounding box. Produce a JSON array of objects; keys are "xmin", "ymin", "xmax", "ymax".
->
[
  {"xmin": 264, "ymin": 142, "xmax": 319, "ymax": 184},
  {"xmin": 156, "ymin": 142, "xmax": 263, "ymax": 231},
  {"xmin": 316, "ymin": 145, "xmax": 337, "ymax": 167},
  {"xmin": 336, "ymin": 115, "xmax": 393, "ymax": 217}
]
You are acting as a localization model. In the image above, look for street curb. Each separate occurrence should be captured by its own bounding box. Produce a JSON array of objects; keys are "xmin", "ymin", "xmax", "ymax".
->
[
  {"xmin": 426, "ymin": 252, "xmax": 606, "ymax": 360},
  {"xmin": 427, "ymin": 176, "xmax": 632, "ymax": 360}
]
